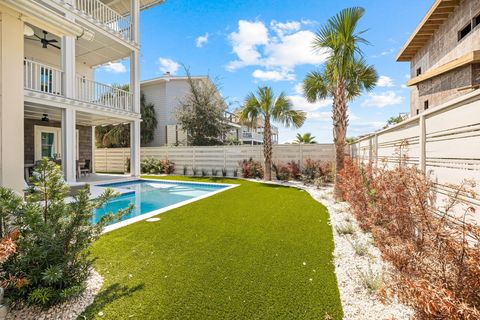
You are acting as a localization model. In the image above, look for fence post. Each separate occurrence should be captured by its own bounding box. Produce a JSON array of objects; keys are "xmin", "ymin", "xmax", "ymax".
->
[{"xmin": 419, "ymin": 115, "xmax": 426, "ymax": 173}]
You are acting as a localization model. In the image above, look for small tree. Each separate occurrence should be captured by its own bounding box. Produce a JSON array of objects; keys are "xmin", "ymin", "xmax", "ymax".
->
[
  {"xmin": 238, "ymin": 86, "xmax": 306, "ymax": 181},
  {"xmin": 95, "ymin": 89, "xmax": 157, "ymax": 147},
  {"xmin": 176, "ymin": 70, "xmax": 229, "ymax": 146},
  {"xmin": 0, "ymin": 159, "xmax": 131, "ymax": 306},
  {"xmin": 294, "ymin": 133, "xmax": 317, "ymax": 144}
]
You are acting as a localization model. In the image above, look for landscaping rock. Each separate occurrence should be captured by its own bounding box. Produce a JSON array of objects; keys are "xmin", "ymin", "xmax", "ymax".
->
[
  {"xmin": 266, "ymin": 180, "xmax": 414, "ymax": 320},
  {"xmin": 5, "ymin": 269, "xmax": 103, "ymax": 320}
]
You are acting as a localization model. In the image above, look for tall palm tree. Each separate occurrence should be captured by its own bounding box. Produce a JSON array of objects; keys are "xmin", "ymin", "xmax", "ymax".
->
[
  {"xmin": 239, "ymin": 86, "xmax": 306, "ymax": 181},
  {"xmin": 303, "ymin": 7, "xmax": 378, "ymax": 199},
  {"xmin": 294, "ymin": 133, "xmax": 317, "ymax": 144}
]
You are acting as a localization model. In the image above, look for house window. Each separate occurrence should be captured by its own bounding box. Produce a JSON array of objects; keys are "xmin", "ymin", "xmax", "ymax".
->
[
  {"xmin": 424, "ymin": 100, "xmax": 429, "ymax": 110},
  {"xmin": 474, "ymin": 13, "xmax": 480, "ymax": 28},
  {"xmin": 416, "ymin": 67, "xmax": 422, "ymax": 76},
  {"xmin": 458, "ymin": 23, "xmax": 472, "ymax": 41}
]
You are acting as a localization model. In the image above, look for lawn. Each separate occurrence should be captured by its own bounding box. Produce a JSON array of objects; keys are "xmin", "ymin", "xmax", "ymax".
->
[{"xmin": 81, "ymin": 177, "xmax": 343, "ymax": 319}]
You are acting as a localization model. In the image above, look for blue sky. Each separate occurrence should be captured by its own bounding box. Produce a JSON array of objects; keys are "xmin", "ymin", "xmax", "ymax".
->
[{"xmin": 96, "ymin": 0, "xmax": 433, "ymax": 143}]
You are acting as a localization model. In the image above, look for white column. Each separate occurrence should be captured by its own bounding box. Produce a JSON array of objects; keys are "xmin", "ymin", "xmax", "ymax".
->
[
  {"xmin": 0, "ymin": 13, "xmax": 24, "ymax": 193},
  {"xmin": 62, "ymin": 0, "xmax": 75, "ymax": 98},
  {"xmin": 131, "ymin": 0, "xmax": 140, "ymax": 44},
  {"xmin": 62, "ymin": 109, "xmax": 77, "ymax": 182},
  {"xmin": 130, "ymin": 119, "xmax": 141, "ymax": 176},
  {"xmin": 91, "ymin": 126, "xmax": 96, "ymax": 173},
  {"xmin": 419, "ymin": 115, "xmax": 426, "ymax": 173}
]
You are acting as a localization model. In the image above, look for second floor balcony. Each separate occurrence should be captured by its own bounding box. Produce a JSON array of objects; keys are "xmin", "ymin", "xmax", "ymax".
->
[{"xmin": 24, "ymin": 59, "xmax": 133, "ymax": 112}]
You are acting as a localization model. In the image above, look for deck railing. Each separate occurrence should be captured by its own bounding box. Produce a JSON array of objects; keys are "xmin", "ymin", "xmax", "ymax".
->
[
  {"xmin": 24, "ymin": 59, "xmax": 64, "ymax": 95},
  {"xmin": 73, "ymin": 0, "xmax": 131, "ymax": 41},
  {"xmin": 242, "ymin": 131, "xmax": 264, "ymax": 141},
  {"xmin": 75, "ymin": 76, "xmax": 133, "ymax": 111}
]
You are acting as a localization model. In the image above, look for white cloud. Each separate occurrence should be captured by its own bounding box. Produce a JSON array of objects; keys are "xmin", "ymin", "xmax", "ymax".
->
[
  {"xmin": 306, "ymin": 111, "xmax": 332, "ymax": 121},
  {"xmin": 362, "ymin": 91, "xmax": 404, "ymax": 108},
  {"xmin": 196, "ymin": 33, "xmax": 209, "ymax": 48},
  {"xmin": 252, "ymin": 69, "xmax": 295, "ymax": 81},
  {"xmin": 270, "ymin": 20, "xmax": 301, "ymax": 36},
  {"xmin": 264, "ymin": 30, "xmax": 328, "ymax": 69},
  {"xmin": 227, "ymin": 20, "xmax": 269, "ymax": 70},
  {"xmin": 100, "ymin": 62, "xmax": 126, "ymax": 73},
  {"xmin": 401, "ymin": 84, "xmax": 408, "ymax": 89},
  {"xmin": 226, "ymin": 19, "xmax": 328, "ymax": 79},
  {"xmin": 372, "ymin": 48, "xmax": 395, "ymax": 58},
  {"xmin": 377, "ymin": 75, "xmax": 395, "ymax": 87},
  {"xmin": 288, "ymin": 95, "xmax": 331, "ymax": 112},
  {"xmin": 158, "ymin": 57, "xmax": 180, "ymax": 75}
]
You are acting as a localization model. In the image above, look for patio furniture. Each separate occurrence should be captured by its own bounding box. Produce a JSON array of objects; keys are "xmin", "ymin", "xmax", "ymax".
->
[{"xmin": 80, "ymin": 160, "xmax": 91, "ymax": 176}]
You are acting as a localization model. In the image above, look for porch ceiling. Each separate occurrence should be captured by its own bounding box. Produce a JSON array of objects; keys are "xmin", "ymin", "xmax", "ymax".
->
[
  {"xmin": 26, "ymin": 24, "xmax": 132, "ymax": 68},
  {"xmin": 24, "ymin": 105, "xmax": 132, "ymax": 126}
]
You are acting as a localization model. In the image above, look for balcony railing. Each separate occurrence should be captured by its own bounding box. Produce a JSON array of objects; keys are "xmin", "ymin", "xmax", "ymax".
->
[
  {"xmin": 24, "ymin": 59, "xmax": 133, "ymax": 112},
  {"xmin": 66, "ymin": 0, "xmax": 132, "ymax": 41},
  {"xmin": 224, "ymin": 111, "xmax": 240, "ymax": 124},
  {"xmin": 75, "ymin": 76, "xmax": 133, "ymax": 111},
  {"xmin": 242, "ymin": 131, "xmax": 264, "ymax": 141},
  {"xmin": 24, "ymin": 59, "xmax": 64, "ymax": 95}
]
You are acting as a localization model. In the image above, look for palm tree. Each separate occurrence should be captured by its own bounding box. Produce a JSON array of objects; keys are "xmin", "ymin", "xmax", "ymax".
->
[
  {"xmin": 294, "ymin": 133, "xmax": 317, "ymax": 144},
  {"xmin": 238, "ymin": 86, "xmax": 306, "ymax": 181},
  {"xmin": 303, "ymin": 7, "xmax": 378, "ymax": 199}
]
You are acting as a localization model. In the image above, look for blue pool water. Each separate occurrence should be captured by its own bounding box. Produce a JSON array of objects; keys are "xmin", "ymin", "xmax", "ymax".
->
[{"xmin": 93, "ymin": 179, "xmax": 228, "ymax": 224}]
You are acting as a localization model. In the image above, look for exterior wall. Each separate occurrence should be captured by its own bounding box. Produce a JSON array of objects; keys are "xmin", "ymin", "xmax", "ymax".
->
[
  {"xmin": 24, "ymin": 119, "xmax": 92, "ymax": 164},
  {"xmin": 141, "ymin": 81, "xmax": 167, "ymax": 146},
  {"xmin": 0, "ymin": 9, "xmax": 25, "ymax": 192},
  {"xmin": 409, "ymin": 0, "xmax": 480, "ymax": 115}
]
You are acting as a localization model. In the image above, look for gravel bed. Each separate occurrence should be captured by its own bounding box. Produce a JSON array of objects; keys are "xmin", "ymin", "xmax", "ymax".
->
[
  {"xmin": 264, "ymin": 180, "xmax": 414, "ymax": 320},
  {"xmin": 5, "ymin": 269, "xmax": 103, "ymax": 320}
]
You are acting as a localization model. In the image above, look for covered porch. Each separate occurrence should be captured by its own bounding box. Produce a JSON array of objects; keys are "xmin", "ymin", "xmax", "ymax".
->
[{"xmin": 24, "ymin": 103, "xmax": 141, "ymax": 184}]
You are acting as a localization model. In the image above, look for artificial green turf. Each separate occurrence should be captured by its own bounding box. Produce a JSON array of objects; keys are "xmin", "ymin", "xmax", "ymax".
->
[{"xmin": 81, "ymin": 177, "xmax": 343, "ymax": 319}]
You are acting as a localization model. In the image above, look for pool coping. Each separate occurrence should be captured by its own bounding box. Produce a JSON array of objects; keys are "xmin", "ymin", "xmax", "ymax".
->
[{"xmin": 101, "ymin": 178, "xmax": 239, "ymax": 233}]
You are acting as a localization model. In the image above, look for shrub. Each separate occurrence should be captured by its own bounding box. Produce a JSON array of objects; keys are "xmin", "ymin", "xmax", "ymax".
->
[
  {"xmin": 301, "ymin": 159, "xmax": 334, "ymax": 185},
  {"xmin": 211, "ymin": 169, "xmax": 218, "ymax": 177},
  {"xmin": 239, "ymin": 158, "xmax": 263, "ymax": 179},
  {"xmin": 192, "ymin": 168, "xmax": 198, "ymax": 176},
  {"xmin": 0, "ymin": 159, "xmax": 130, "ymax": 306},
  {"xmin": 338, "ymin": 159, "xmax": 480, "ymax": 319},
  {"xmin": 201, "ymin": 169, "xmax": 208, "ymax": 177},
  {"xmin": 358, "ymin": 266, "xmax": 383, "ymax": 294},
  {"xmin": 335, "ymin": 222, "xmax": 355, "ymax": 235},
  {"xmin": 140, "ymin": 158, "xmax": 175, "ymax": 174},
  {"xmin": 222, "ymin": 168, "xmax": 227, "ymax": 177},
  {"xmin": 233, "ymin": 168, "xmax": 238, "ymax": 177},
  {"xmin": 351, "ymin": 241, "xmax": 369, "ymax": 257},
  {"xmin": 183, "ymin": 165, "xmax": 188, "ymax": 175},
  {"xmin": 272, "ymin": 161, "xmax": 301, "ymax": 181}
]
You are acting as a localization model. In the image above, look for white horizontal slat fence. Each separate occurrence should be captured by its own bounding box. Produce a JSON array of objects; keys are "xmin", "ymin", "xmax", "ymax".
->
[
  {"xmin": 95, "ymin": 144, "xmax": 334, "ymax": 176},
  {"xmin": 347, "ymin": 90, "xmax": 480, "ymax": 223}
]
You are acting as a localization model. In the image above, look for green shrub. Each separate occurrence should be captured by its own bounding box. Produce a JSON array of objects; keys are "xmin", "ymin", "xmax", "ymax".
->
[
  {"xmin": 211, "ymin": 169, "xmax": 218, "ymax": 176},
  {"xmin": 335, "ymin": 222, "xmax": 355, "ymax": 235},
  {"xmin": 301, "ymin": 159, "xmax": 334, "ymax": 184},
  {"xmin": 358, "ymin": 267, "xmax": 383, "ymax": 294},
  {"xmin": 222, "ymin": 168, "xmax": 227, "ymax": 177},
  {"xmin": 201, "ymin": 169, "xmax": 208, "ymax": 177},
  {"xmin": 0, "ymin": 159, "xmax": 130, "ymax": 306}
]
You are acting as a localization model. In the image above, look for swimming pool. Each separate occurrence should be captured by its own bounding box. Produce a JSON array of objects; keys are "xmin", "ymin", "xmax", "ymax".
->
[{"xmin": 94, "ymin": 179, "xmax": 236, "ymax": 232}]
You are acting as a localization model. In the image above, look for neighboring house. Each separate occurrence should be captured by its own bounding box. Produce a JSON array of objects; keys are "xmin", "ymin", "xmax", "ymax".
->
[
  {"xmin": 398, "ymin": 0, "xmax": 480, "ymax": 116},
  {"xmin": 140, "ymin": 74, "xmax": 279, "ymax": 146},
  {"xmin": 0, "ymin": 0, "xmax": 163, "ymax": 193}
]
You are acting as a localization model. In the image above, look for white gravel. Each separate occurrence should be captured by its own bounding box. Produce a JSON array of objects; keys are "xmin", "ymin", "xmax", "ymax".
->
[
  {"xmin": 263, "ymin": 180, "xmax": 414, "ymax": 320},
  {"xmin": 5, "ymin": 269, "xmax": 103, "ymax": 320}
]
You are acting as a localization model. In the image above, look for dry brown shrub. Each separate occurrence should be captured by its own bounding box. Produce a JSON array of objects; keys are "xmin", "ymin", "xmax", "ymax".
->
[{"xmin": 338, "ymin": 159, "xmax": 480, "ymax": 319}]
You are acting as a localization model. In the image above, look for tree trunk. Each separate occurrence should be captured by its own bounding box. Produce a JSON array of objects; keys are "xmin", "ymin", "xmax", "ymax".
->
[
  {"xmin": 332, "ymin": 79, "xmax": 347, "ymax": 200},
  {"xmin": 263, "ymin": 117, "xmax": 272, "ymax": 181}
]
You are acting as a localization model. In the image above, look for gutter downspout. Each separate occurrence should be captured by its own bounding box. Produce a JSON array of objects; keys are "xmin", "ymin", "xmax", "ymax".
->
[{"xmin": 1, "ymin": 0, "xmax": 94, "ymax": 41}]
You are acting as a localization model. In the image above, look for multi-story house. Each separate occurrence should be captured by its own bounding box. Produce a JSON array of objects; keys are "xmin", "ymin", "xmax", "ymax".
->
[
  {"xmin": 398, "ymin": 0, "xmax": 480, "ymax": 116},
  {"xmin": 141, "ymin": 74, "xmax": 279, "ymax": 146},
  {"xmin": 0, "ymin": 0, "xmax": 163, "ymax": 193}
]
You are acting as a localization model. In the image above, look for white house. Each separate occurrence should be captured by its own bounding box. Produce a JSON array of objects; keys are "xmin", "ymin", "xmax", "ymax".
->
[
  {"xmin": 0, "ymin": 0, "xmax": 163, "ymax": 193},
  {"xmin": 141, "ymin": 74, "xmax": 279, "ymax": 146}
]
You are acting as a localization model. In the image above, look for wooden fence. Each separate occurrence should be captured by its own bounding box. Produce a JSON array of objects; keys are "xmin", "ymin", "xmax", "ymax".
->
[
  {"xmin": 95, "ymin": 144, "xmax": 335, "ymax": 175},
  {"xmin": 347, "ymin": 90, "xmax": 480, "ymax": 223}
]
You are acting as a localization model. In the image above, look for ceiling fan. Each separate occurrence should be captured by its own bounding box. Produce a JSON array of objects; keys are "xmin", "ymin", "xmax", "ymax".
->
[{"xmin": 25, "ymin": 30, "xmax": 60, "ymax": 50}]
